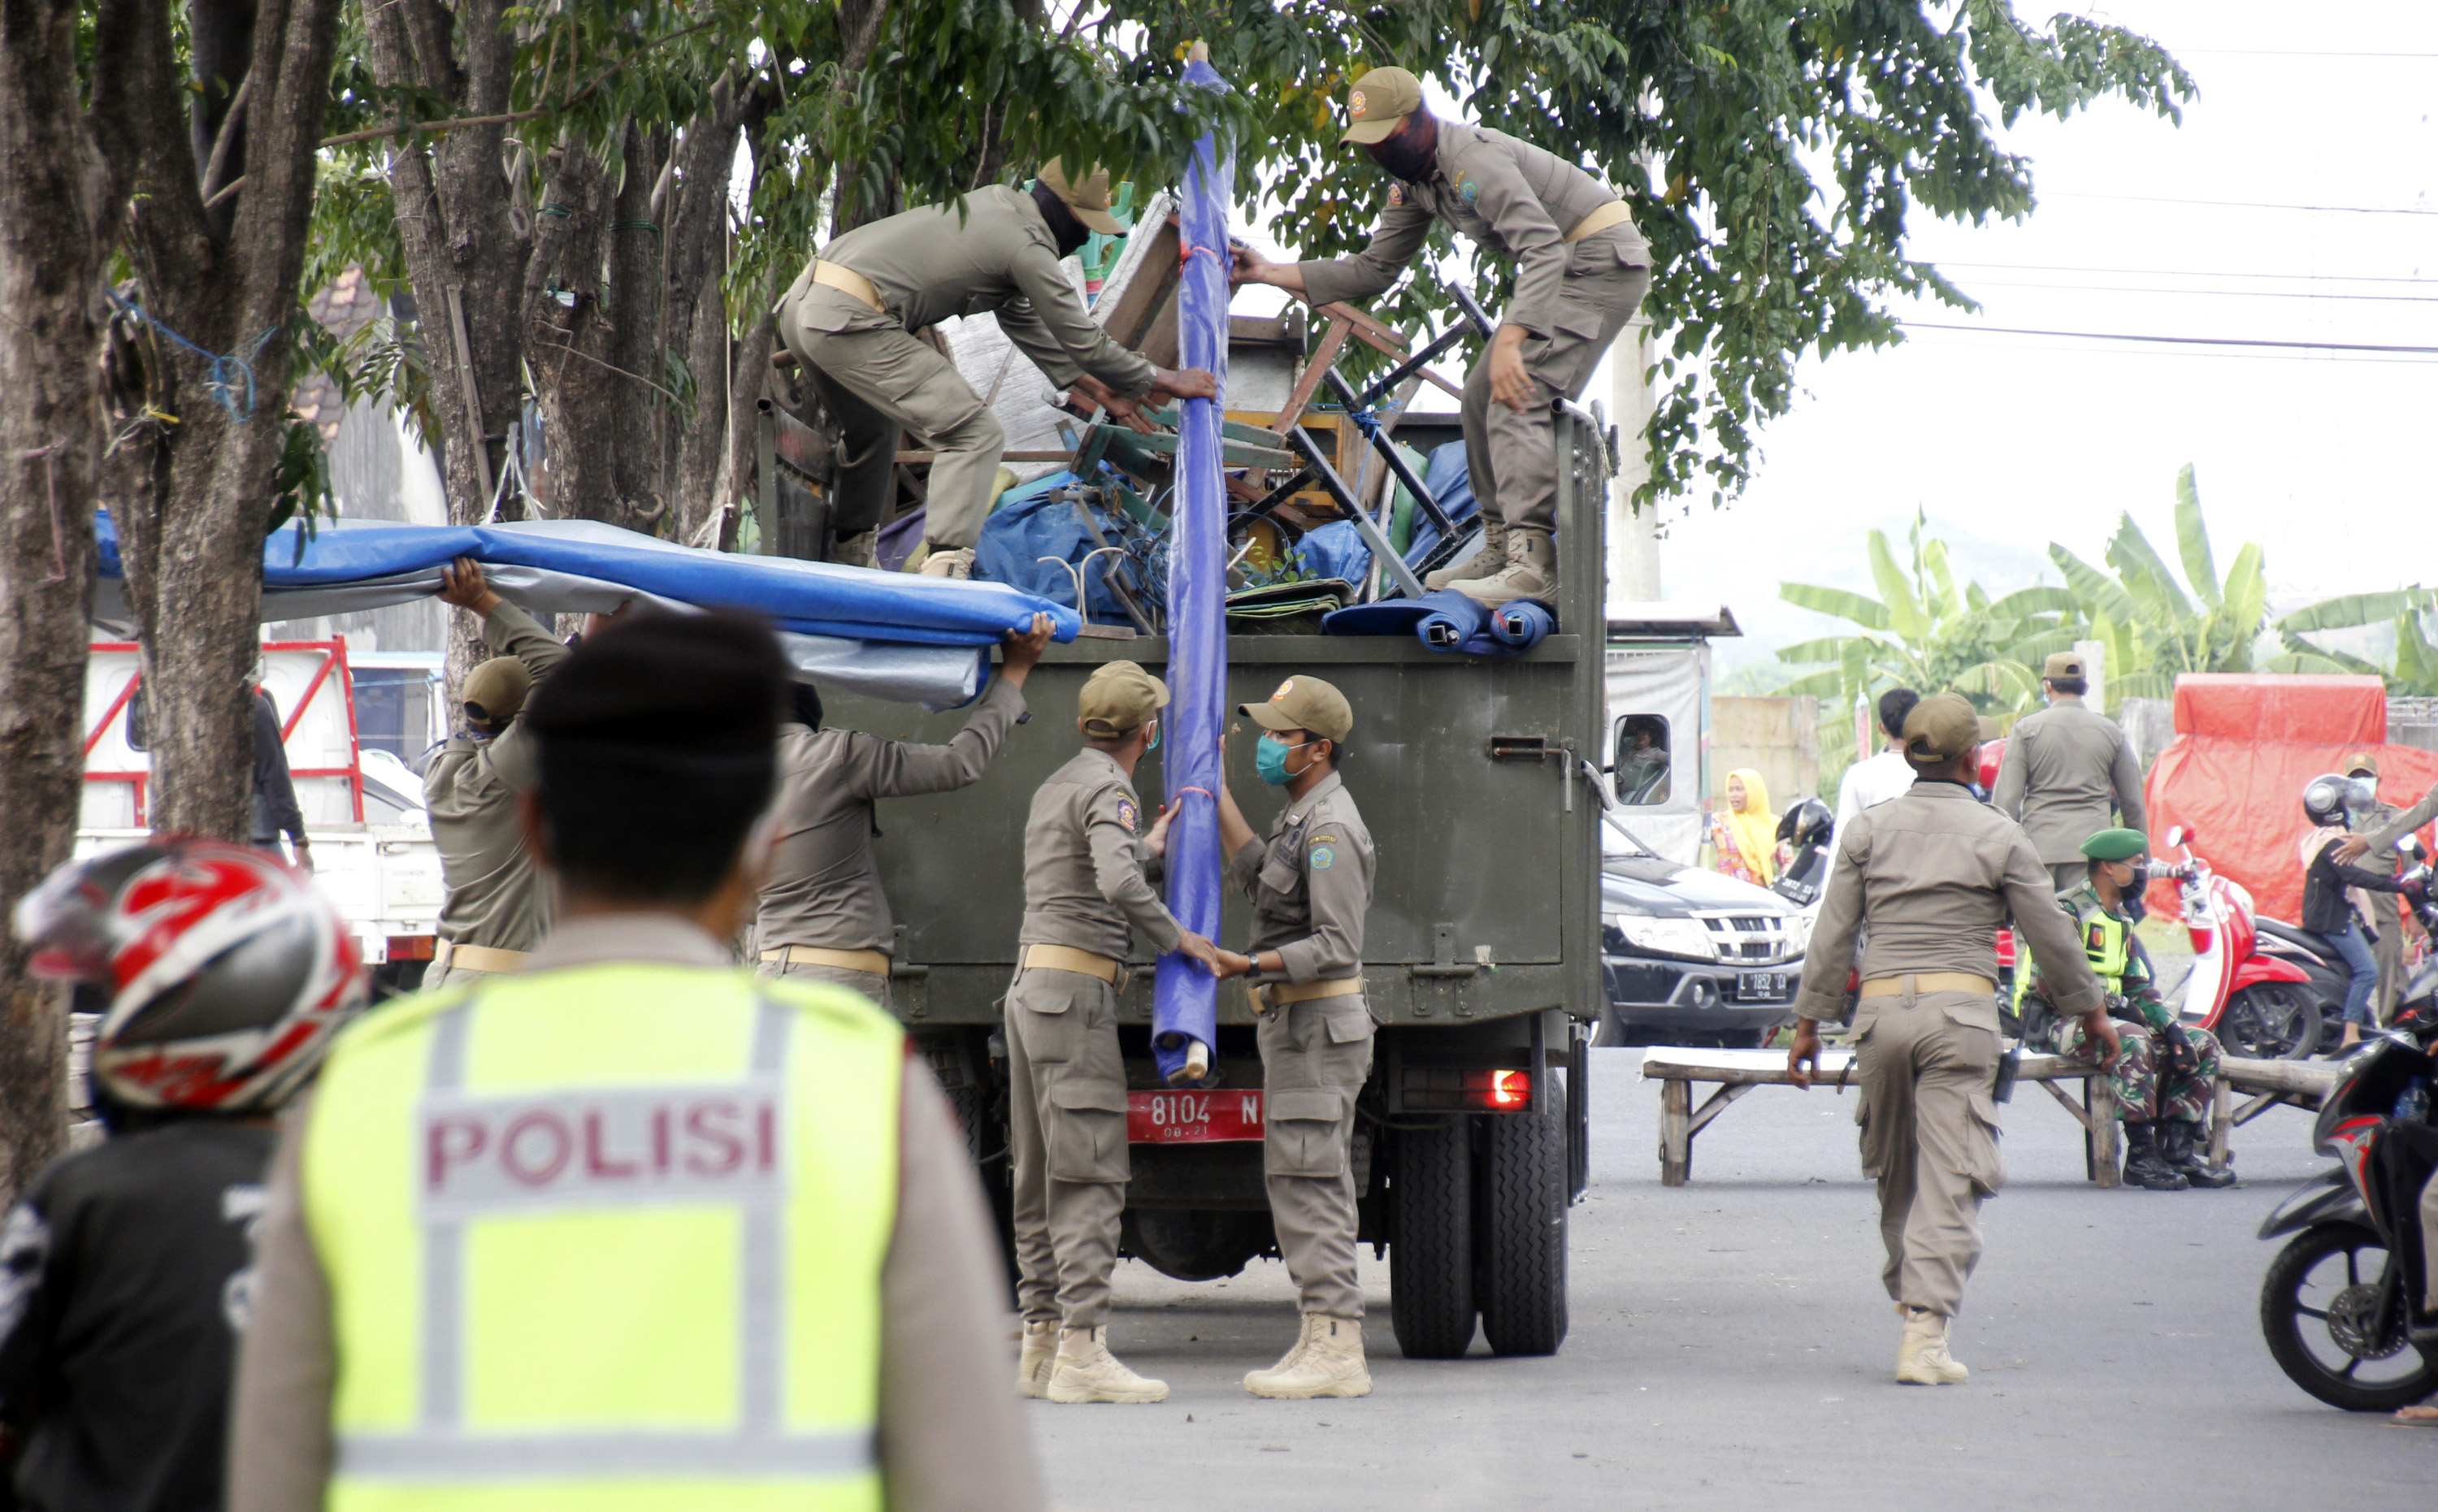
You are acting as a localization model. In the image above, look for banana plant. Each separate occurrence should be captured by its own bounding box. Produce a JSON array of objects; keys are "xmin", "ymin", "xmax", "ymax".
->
[
  {"xmin": 2045, "ymin": 464, "xmax": 2267, "ymax": 706},
  {"xmin": 2268, "ymin": 587, "xmax": 2438, "ymax": 693}
]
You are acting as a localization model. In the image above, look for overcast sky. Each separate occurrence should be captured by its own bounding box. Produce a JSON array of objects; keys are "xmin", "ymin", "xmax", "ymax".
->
[{"xmin": 1587, "ymin": 1, "xmax": 2438, "ymax": 674}]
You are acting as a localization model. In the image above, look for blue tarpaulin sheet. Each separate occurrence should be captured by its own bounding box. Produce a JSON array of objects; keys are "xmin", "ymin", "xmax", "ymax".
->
[
  {"xmin": 975, "ymin": 471, "xmax": 1144, "ymax": 625},
  {"xmin": 92, "ymin": 511, "xmax": 1079, "ymax": 707},
  {"xmin": 1152, "ymin": 55, "xmax": 1234, "ymax": 1087},
  {"xmin": 1291, "ymin": 440, "xmax": 1478, "ymax": 590}
]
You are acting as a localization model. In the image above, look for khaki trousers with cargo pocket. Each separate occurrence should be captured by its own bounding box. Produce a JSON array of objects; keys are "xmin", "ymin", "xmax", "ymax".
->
[
  {"xmin": 776, "ymin": 284, "xmax": 1007, "ymax": 550},
  {"xmin": 1852, "ymin": 986, "xmax": 2005, "ymax": 1319},
  {"xmin": 754, "ymin": 956, "xmax": 892, "ymax": 1013},
  {"xmin": 1006, "ymin": 966, "xmax": 1130, "ymax": 1329},
  {"xmin": 1458, "ymin": 240, "xmax": 1647, "ymax": 539},
  {"xmin": 1258, "ymin": 996, "xmax": 1376, "ymax": 1319}
]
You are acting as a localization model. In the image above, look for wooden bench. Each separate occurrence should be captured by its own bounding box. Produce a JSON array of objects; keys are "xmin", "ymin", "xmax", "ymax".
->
[{"xmin": 1638, "ymin": 1045, "xmax": 2336, "ymax": 1189}]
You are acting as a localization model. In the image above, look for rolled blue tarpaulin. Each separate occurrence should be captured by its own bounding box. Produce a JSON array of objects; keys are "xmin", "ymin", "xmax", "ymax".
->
[
  {"xmin": 1489, "ymin": 598, "xmax": 1556, "ymax": 650},
  {"xmin": 1415, "ymin": 593, "xmax": 1490, "ymax": 650},
  {"xmin": 1152, "ymin": 53, "xmax": 1234, "ymax": 1089}
]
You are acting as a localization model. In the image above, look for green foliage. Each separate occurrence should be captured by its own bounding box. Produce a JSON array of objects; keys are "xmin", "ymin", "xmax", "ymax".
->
[
  {"xmin": 2045, "ymin": 465, "xmax": 2266, "ymax": 704},
  {"xmin": 266, "ymin": 416, "xmax": 335, "ymax": 553},
  {"xmin": 2271, "ymin": 587, "xmax": 2438, "ymax": 694}
]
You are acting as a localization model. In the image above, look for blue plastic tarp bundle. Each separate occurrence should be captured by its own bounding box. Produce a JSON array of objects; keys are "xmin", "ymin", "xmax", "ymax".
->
[
  {"xmin": 974, "ymin": 471, "xmax": 1146, "ymax": 626},
  {"xmin": 91, "ymin": 511, "xmax": 1079, "ymax": 707},
  {"xmin": 1152, "ymin": 55, "xmax": 1235, "ymax": 1089},
  {"xmin": 1319, "ymin": 589, "xmax": 1555, "ymax": 656},
  {"xmin": 1291, "ymin": 439, "xmax": 1478, "ymax": 590}
]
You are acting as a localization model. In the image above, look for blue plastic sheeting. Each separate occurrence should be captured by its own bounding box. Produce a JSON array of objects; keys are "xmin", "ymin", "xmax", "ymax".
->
[
  {"xmin": 1416, "ymin": 593, "xmax": 1490, "ymax": 649},
  {"xmin": 1489, "ymin": 599, "xmax": 1555, "ymax": 650},
  {"xmin": 1152, "ymin": 55, "xmax": 1234, "ymax": 1088},
  {"xmin": 974, "ymin": 471, "xmax": 1143, "ymax": 625}
]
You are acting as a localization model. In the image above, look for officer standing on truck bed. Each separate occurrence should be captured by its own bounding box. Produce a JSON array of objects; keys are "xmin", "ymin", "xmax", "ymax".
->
[
  {"xmin": 755, "ymin": 613, "xmax": 1053, "ymax": 1006},
  {"xmin": 1009, "ymin": 661, "xmax": 1230, "ymax": 1404},
  {"xmin": 774, "ymin": 160, "xmax": 1219, "ymax": 579},
  {"xmin": 1787, "ymin": 693, "xmax": 2119, "ymax": 1386},
  {"xmin": 1230, "ymin": 65, "xmax": 1652, "ymax": 608},
  {"xmin": 422, "ymin": 557, "xmax": 569, "ymax": 988},
  {"xmin": 1214, "ymin": 674, "xmax": 1378, "ymax": 1400}
]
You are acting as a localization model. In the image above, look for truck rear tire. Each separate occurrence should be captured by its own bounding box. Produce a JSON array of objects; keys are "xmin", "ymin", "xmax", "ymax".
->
[
  {"xmin": 1390, "ymin": 1120, "xmax": 1477, "ymax": 1359},
  {"xmin": 1477, "ymin": 1088, "xmax": 1569, "ymax": 1357}
]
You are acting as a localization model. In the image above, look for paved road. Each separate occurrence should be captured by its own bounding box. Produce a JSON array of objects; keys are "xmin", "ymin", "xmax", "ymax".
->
[{"xmin": 1026, "ymin": 1046, "xmax": 2432, "ymax": 1510}]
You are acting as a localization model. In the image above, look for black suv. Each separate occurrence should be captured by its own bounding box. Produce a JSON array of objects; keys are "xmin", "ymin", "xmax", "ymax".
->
[{"xmin": 1599, "ymin": 837, "xmax": 1810, "ymax": 1048}]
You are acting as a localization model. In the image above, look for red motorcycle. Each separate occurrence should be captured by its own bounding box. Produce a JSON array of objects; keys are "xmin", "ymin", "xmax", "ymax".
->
[{"xmin": 2155, "ymin": 825, "xmax": 2322, "ymax": 1060}]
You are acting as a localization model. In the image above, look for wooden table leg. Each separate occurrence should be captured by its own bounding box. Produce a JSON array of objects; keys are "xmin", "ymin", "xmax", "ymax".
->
[
  {"xmin": 2208, "ymin": 1074, "xmax": 2233, "ymax": 1172},
  {"xmin": 2089, "ymin": 1075, "xmax": 2122, "ymax": 1189},
  {"xmin": 1659, "ymin": 1078, "xmax": 1692, "ymax": 1187}
]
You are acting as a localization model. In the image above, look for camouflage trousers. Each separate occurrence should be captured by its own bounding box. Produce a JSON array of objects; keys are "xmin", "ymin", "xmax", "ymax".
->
[{"xmin": 2054, "ymin": 1019, "xmax": 2223, "ymax": 1124}]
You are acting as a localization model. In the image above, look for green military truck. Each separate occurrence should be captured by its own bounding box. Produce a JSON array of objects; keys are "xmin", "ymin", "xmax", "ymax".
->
[{"xmin": 821, "ymin": 408, "xmax": 1612, "ymax": 1359}]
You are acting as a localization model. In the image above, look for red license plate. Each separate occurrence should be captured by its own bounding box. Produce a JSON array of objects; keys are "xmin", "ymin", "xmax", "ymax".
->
[{"xmin": 1127, "ymin": 1088, "xmax": 1265, "ymax": 1144}]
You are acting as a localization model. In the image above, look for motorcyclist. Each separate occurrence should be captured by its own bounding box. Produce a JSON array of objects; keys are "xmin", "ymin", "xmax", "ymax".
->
[
  {"xmin": 1, "ymin": 839, "xmax": 365, "ymax": 1511},
  {"xmin": 2018, "ymin": 829, "xmax": 2236, "ymax": 1190},
  {"xmin": 2300, "ymin": 773, "xmax": 2423, "ymax": 1053}
]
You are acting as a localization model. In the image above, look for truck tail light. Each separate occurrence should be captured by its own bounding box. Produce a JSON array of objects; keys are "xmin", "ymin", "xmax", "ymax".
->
[
  {"xmin": 1395, "ymin": 1067, "xmax": 1537, "ymax": 1113},
  {"xmin": 387, "ymin": 934, "xmax": 436, "ymax": 961},
  {"xmin": 1479, "ymin": 1070, "xmax": 1531, "ymax": 1110}
]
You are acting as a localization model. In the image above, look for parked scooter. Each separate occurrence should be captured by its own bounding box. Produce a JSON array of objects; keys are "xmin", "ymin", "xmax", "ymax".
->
[
  {"xmin": 2255, "ymin": 1006, "xmax": 2438, "ymax": 1410},
  {"xmin": 1771, "ymin": 799, "xmax": 1834, "ymax": 910},
  {"xmin": 2154, "ymin": 826, "xmax": 2324, "ymax": 1060}
]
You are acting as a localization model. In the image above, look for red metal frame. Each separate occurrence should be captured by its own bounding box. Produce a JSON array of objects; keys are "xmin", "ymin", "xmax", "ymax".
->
[{"xmin": 82, "ymin": 639, "xmax": 365, "ymax": 825}]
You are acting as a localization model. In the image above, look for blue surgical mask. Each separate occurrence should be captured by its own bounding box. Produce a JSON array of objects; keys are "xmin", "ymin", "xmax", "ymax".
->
[{"xmin": 1255, "ymin": 733, "xmax": 1306, "ymax": 786}]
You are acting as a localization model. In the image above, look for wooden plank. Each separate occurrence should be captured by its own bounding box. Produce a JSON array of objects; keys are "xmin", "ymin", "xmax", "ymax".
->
[
  {"xmin": 2209, "ymin": 1076, "xmax": 2234, "ymax": 1172},
  {"xmin": 1685, "ymin": 1081, "xmax": 1754, "ymax": 1138},
  {"xmin": 1276, "ymin": 315, "xmax": 1353, "ymax": 433},
  {"xmin": 2088, "ymin": 1076, "xmax": 2121, "ymax": 1188},
  {"xmin": 2037, "ymin": 1077, "xmax": 2094, "ymax": 1132},
  {"xmin": 2219, "ymin": 1055, "xmax": 2336, "ymax": 1102},
  {"xmin": 1315, "ymin": 299, "xmax": 1409, "ymax": 355}
]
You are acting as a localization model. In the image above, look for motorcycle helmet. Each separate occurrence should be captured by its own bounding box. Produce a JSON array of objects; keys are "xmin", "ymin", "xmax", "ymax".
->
[
  {"xmin": 2302, "ymin": 773, "xmax": 2363, "ymax": 829},
  {"xmin": 14, "ymin": 838, "xmax": 365, "ymax": 1115},
  {"xmin": 1776, "ymin": 797, "xmax": 1833, "ymax": 849}
]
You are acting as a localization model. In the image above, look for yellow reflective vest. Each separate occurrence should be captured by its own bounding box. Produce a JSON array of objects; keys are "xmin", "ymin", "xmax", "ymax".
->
[{"xmin": 301, "ymin": 962, "xmax": 902, "ymax": 1512}]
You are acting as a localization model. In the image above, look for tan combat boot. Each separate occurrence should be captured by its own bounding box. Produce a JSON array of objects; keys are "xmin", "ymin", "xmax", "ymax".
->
[
  {"xmin": 1245, "ymin": 1315, "xmax": 1372, "ymax": 1399},
  {"xmin": 1451, "ymin": 526, "xmax": 1555, "ymax": 608},
  {"xmin": 1894, "ymin": 1305, "xmax": 1969, "ymax": 1385},
  {"xmin": 916, "ymin": 544, "xmax": 976, "ymax": 580},
  {"xmin": 1424, "ymin": 515, "xmax": 1507, "ymax": 590},
  {"xmin": 1016, "ymin": 1318, "xmax": 1057, "ymax": 1399},
  {"xmin": 1045, "ymin": 1326, "xmax": 1169, "ymax": 1403}
]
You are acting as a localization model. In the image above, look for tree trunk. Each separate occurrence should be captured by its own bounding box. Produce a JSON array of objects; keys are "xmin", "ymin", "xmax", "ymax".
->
[
  {"xmin": 89, "ymin": 0, "xmax": 345, "ymax": 840},
  {"xmin": 0, "ymin": 0, "xmax": 106, "ymax": 1204}
]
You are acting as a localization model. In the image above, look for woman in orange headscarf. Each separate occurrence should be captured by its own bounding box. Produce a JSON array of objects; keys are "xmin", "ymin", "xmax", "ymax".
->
[{"xmin": 1708, "ymin": 767, "xmax": 1781, "ymax": 886}]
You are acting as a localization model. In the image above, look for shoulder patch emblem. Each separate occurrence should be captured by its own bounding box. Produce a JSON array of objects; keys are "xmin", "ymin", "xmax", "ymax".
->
[
  {"xmin": 1115, "ymin": 795, "xmax": 1139, "ymax": 833},
  {"xmin": 1387, "ymin": 183, "xmax": 1404, "ymax": 208},
  {"xmin": 1308, "ymin": 834, "xmax": 1338, "ymax": 847},
  {"xmin": 1460, "ymin": 179, "xmax": 1479, "ymax": 206},
  {"xmin": 1310, "ymin": 846, "xmax": 1336, "ymax": 871}
]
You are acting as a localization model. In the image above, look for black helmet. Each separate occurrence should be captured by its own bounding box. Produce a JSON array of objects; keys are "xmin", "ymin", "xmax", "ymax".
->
[
  {"xmin": 2302, "ymin": 773, "xmax": 2361, "ymax": 829},
  {"xmin": 1776, "ymin": 797, "xmax": 1833, "ymax": 848}
]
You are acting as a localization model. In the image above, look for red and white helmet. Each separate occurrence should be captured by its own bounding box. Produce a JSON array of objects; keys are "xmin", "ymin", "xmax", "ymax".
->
[{"xmin": 14, "ymin": 838, "xmax": 364, "ymax": 1114}]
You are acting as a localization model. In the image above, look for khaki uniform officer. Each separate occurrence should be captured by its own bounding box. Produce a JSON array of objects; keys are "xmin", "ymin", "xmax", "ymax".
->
[
  {"xmin": 1233, "ymin": 67, "xmax": 1652, "ymax": 608},
  {"xmin": 755, "ymin": 614, "xmax": 1052, "ymax": 1007},
  {"xmin": 1216, "ymin": 675, "xmax": 1378, "ymax": 1400},
  {"xmin": 1009, "ymin": 661, "xmax": 1225, "ymax": 1403},
  {"xmin": 1787, "ymin": 694, "xmax": 2118, "ymax": 1387},
  {"xmin": 775, "ymin": 161, "xmax": 1218, "ymax": 580},
  {"xmin": 1991, "ymin": 650, "xmax": 2148, "ymax": 894},
  {"xmin": 421, "ymin": 558, "xmax": 567, "ymax": 989}
]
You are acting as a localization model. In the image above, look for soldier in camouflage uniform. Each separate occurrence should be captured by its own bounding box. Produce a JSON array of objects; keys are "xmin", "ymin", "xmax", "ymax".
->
[{"xmin": 2019, "ymin": 829, "xmax": 2236, "ymax": 1191}]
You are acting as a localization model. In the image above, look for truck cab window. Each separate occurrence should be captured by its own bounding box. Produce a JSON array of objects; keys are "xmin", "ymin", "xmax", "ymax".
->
[{"xmin": 1614, "ymin": 715, "xmax": 1672, "ymax": 805}]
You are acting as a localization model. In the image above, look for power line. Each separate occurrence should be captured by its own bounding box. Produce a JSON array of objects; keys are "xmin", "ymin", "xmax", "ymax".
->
[
  {"xmin": 2175, "ymin": 49, "xmax": 2438, "ymax": 58},
  {"xmin": 1898, "ymin": 321, "xmax": 2438, "ymax": 354},
  {"xmin": 1890, "ymin": 334, "xmax": 2438, "ymax": 367},
  {"xmin": 2050, "ymin": 191, "xmax": 2436, "ymax": 217},
  {"xmin": 1948, "ymin": 279, "xmax": 2438, "ymax": 305},
  {"xmin": 1928, "ymin": 260, "xmax": 2432, "ymax": 285}
]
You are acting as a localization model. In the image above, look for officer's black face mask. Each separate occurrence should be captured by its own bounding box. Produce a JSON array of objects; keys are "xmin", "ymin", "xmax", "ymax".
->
[
  {"xmin": 1030, "ymin": 184, "xmax": 1092, "ymax": 258},
  {"xmin": 1365, "ymin": 112, "xmax": 1437, "ymax": 184}
]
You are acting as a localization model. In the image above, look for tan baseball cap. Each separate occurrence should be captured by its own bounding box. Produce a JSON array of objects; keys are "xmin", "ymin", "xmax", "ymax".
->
[
  {"xmin": 1241, "ymin": 674, "xmax": 1352, "ymax": 743},
  {"xmin": 462, "ymin": 656, "xmax": 532, "ymax": 726},
  {"xmin": 1902, "ymin": 691, "xmax": 1980, "ymax": 767},
  {"xmin": 1036, "ymin": 158, "xmax": 1124, "ymax": 236},
  {"xmin": 1341, "ymin": 67, "xmax": 1423, "ymax": 145},
  {"xmin": 2042, "ymin": 651, "xmax": 2085, "ymax": 680},
  {"xmin": 2342, "ymin": 748, "xmax": 2381, "ymax": 777},
  {"xmin": 1079, "ymin": 661, "xmax": 1169, "ymax": 738}
]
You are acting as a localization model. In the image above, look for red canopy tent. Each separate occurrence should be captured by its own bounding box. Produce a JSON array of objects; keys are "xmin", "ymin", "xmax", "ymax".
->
[{"xmin": 2144, "ymin": 674, "xmax": 2438, "ymax": 924}]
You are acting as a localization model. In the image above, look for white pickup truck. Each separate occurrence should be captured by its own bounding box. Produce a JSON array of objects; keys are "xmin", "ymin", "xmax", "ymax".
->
[{"xmin": 76, "ymin": 639, "xmax": 447, "ymax": 998}]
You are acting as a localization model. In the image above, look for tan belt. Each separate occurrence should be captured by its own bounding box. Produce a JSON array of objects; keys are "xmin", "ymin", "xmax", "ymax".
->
[
  {"xmin": 1565, "ymin": 200, "xmax": 1637, "ymax": 244},
  {"xmin": 1018, "ymin": 943, "xmax": 1124, "ymax": 985},
  {"xmin": 809, "ymin": 259, "xmax": 885, "ymax": 314},
  {"xmin": 760, "ymin": 945, "xmax": 891, "ymax": 977},
  {"xmin": 431, "ymin": 941, "xmax": 526, "ymax": 977},
  {"xmin": 1859, "ymin": 972, "xmax": 1995, "ymax": 999},
  {"xmin": 1252, "ymin": 977, "xmax": 1365, "ymax": 1012}
]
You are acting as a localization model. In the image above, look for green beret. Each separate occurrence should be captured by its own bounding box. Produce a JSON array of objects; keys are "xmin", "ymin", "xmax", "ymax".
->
[{"xmin": 2080, "ymin": 828, "xmax": 2149, "ymax": 862}]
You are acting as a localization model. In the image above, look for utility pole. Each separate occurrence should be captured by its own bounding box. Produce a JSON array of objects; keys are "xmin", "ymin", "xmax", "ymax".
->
[{"xmin": 1607, "ymin": 311, "xmax": 1659, "ymax": 605}]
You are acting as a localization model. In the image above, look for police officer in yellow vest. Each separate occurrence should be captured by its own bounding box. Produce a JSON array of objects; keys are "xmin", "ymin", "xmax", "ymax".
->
[{"xmin": 228, "ymin": 611, "xmax": 1043, "ymax": 1512}]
